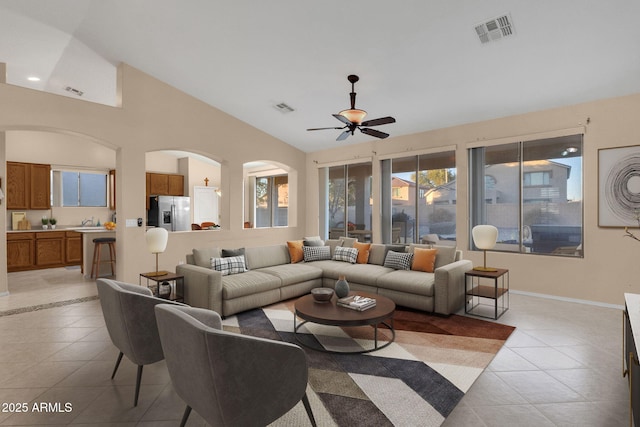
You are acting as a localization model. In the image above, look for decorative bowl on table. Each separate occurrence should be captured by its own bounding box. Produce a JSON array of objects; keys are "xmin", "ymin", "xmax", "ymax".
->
[{"xmin": 311, "ymin": 288, "xmax": 334, "ymax": 303}]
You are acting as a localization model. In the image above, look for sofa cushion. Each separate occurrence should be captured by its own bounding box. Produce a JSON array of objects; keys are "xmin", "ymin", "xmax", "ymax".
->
[
  {"xmin": 222, "ymin": 271, "xmax": 282, "ymax": 299},
  {"xmin": 433, "ymin": 245, "xmax": 457, "ymax": 269},
  {"xmin": 211, "ymin": 255, "xmax": 248, "ymax": 275},
  {"xmin": 222, "ymin": 247, "xmax": 245, "ymax": 257},
  {"xmin": 384, "ymin": 250, "xmax": 413, "ymax": 270},
  {"xmin": 287, "ymin": 240, "xmax": 304, "ymax": 263},
  {"xmin": 245, "ymin": 245, "xmax": 291, "ymax": 270},
  {"xmin": 367, "ymin": 244, "xmax": 387, "ymax": 266},
  {"xmin": 338, "ymin": 237, "xmax": 357, "ymax": 247},
  {"xmin": 305, "ymin": 260, "xmax": 351, "ymax": 280},
  {"xmin": 258, "ymin": 263, "xmax": 323, "ymax": 287},
  {"xmin": 333, "ymin": 246, "xmax": 358, "ymax": 264},
  {"xmin": 377, "ymin": 270, "xmax": 435, "ymax": 297},
  {"xmin": 353, "ymin": 242, "xmax": 371, "ymax": 264},
  {"xmin": 339, "ymin": 263, "xmax": 394, "ymax": 285},
  {"xmin": 412, "ymin": 248, "xmax": 437, "ymax": 273},
  {"xmin": 325, "ymin": 239, "xmax": 342, "ymax": 257},
  {"xmin": 193, "ymin": 247, "xmax": 221, "ymax": 268},
  {"xmin": 303, "ymin": 245, "xmax": 331, "ymax": 262}
]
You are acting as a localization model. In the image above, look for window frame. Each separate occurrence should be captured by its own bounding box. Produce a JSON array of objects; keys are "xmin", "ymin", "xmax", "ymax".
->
[{"xmin": 468, "ymin": 133, "xmax": 584, "ymax": 257}]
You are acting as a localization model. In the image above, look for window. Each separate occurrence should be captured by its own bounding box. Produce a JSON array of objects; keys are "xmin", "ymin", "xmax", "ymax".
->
[
  {"xmin": 469, "ymin": 134, "xmax": 583, "ymax": 256},
  {"xmin": 324, "ymin": 163, "xmax": 373, "ymax": 240},
  {"xmin": 56, "ymin": 170, "xmax": 108, "ymax": 207},
  {"xmin": 255, "ymin": 174, "xmax": 288, "ymax": 227},
  {"xmin": 524, "ymin": 171, "xmax": 551, "ymax": 186},
  {"xmin": 382, "ymin": 151, "xmax": 456, "ymax": 244}
]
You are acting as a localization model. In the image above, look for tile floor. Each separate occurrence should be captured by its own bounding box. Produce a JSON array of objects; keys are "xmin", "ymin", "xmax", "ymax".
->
[{"xmin": 0, "ymin": 268, "xmax": 631, "ymax": 426}]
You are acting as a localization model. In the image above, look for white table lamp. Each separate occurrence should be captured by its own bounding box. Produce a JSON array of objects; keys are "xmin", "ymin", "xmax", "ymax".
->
[
  {"xmin": 145, "ymin": 227, "xmax": 169, "ymax": 277},
  {"xmin": 472, "ymin": 225, "xmax": 498, "ymax": 272}
]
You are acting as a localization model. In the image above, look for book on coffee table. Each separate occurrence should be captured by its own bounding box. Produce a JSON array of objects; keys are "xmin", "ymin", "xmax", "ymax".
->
[{"xmin": 337, "ymin": 295, "xmax": 376, "ymax": 311}]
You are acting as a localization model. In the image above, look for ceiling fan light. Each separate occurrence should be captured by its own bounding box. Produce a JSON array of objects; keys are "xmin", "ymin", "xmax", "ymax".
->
[{"xmin": 339, "ymin": 109, "xmax": 367, "ymax": 124}]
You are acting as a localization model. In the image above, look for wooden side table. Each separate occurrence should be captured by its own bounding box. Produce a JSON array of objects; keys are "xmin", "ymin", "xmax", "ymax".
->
[
  {"xmin": 139, "ymin": 272, "xmax": 184, "ymax": 302},
  {"xmin": 465, "ymin": 268, "xmax": 509, "ymax": 320}
]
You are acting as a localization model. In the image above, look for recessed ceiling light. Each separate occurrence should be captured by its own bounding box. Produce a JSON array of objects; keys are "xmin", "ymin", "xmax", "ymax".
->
[{"xmin": 27, "ymin": 76, "xmax": 40, "ymax": 82}]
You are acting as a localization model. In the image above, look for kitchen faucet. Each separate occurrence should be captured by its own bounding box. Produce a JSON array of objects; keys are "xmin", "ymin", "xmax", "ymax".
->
[{"xmin": 82, "ymin": 217, "xmax": 94, "ymax": 227}]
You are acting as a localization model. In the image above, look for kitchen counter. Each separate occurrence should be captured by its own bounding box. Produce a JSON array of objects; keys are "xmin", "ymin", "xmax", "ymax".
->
[{"xmin": 8, "ymin": 226, "xmax": 109, "ymax": 233}]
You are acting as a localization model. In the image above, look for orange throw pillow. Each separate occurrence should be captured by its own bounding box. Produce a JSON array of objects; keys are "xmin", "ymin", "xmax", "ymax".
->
[
  {"xmin": 412, "ymin": 247, "xmax": 438, "ymax": 273},
  {"xmin": 353, "ymin": 241, "xmax": 371, "ymax": 264},
  {"xmin": 287, "ymin": 240, "xmax": 304, "ymax": 263}
]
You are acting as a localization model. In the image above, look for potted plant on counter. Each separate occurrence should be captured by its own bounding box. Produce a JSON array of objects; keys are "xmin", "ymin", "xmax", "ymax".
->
[
  {"xmin": 41, "ymin": 217, "xmax": 49, "ymax": 230},
  {"xmin": 49, "ymin": 218, "xmax": 57, "ymax": 229}
]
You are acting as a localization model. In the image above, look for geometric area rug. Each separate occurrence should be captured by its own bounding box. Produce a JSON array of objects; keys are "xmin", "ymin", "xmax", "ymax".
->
[{"xmin": 222, "ymin": 300, "xmax": 515, "ymax": 427}]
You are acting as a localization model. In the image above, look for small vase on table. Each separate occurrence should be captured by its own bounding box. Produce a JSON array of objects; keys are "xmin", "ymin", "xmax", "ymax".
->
[{"xmin": 335, "ymin": 275, "xmax": 350, "ymax": 298}]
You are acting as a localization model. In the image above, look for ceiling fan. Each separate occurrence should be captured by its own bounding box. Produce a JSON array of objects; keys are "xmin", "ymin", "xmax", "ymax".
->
[{"xmin": 307, "ymin": 75, "xmax": 396, "ymax": 141}]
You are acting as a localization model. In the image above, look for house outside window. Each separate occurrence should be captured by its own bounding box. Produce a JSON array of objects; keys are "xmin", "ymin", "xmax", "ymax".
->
[
  {"xmin": 469, "ymin": 134, "xmax": 583, "ymax": 256},
  {"xmin": 382, "ymin": 150, "xmax": 456, "ymax": 244},
  {"xmin": 255, "ymin": 174, "xmax": 288, "ymax": 227}
]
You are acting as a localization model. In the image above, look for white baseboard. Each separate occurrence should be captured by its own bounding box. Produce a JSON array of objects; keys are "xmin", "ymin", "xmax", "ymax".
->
[{"xmin": 510, "ymin": 289, "xmax": 624, "ymax": 310}]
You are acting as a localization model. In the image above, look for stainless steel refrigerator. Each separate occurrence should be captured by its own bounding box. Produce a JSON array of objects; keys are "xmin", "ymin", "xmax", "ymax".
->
[{"xmin": 147, "ymin": 196, "xmax": 191, "ymax": 231}]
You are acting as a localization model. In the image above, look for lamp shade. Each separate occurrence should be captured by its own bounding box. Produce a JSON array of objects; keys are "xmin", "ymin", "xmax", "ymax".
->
[
  {"xmin": 472, "ymin": 225, "xmax": 498, "ymax": 250},
  {"xmin": 146, "ymin": 227, "xmax": 168, "ymax": 254},
  {"xmin": 339, "ymin": 108, "xmax": 367, "ymax": 124}
]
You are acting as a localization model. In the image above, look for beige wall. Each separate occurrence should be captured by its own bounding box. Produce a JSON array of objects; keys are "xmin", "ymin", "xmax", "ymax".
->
[
  {"xmin": 0, "ymin": 63, "xmax": 307, "ymax": 293},
  {"xmin": 2, "ymin": 59, "xmax": 638, "ymax": 307},
  {"xmin": 306, "ymin": 93, "xmax": 640, "ymax": 307}
]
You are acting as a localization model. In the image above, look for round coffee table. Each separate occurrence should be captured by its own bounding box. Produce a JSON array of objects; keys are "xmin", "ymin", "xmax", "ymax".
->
[{"xmin": 294, "ymin": 291, "xmax": 395, "ymax": 354}]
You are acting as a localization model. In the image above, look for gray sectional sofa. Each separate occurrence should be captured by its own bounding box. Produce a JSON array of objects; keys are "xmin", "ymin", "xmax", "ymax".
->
[{"xmin": 176, "ymin": 239, "xmax": 472, "ymax": 317}]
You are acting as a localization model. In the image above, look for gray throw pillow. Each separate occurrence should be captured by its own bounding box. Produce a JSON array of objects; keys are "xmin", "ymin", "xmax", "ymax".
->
[
  {"xmin": 303, "ymin": 239, "xmax": 325, "ymax": 247},
  {"xmin": 222, "ymin": 247, "xmax": 245, "ymax": 257}
]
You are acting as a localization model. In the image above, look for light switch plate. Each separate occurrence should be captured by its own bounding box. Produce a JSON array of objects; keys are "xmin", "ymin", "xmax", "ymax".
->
[{"xmin": 125, "ymin": 219, "xmax": 137, "ymax": 227}]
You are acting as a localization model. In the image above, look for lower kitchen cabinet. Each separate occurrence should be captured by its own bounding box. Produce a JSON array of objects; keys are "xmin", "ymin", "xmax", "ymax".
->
[
  {"xmin": 7, "ymin": 232, "xmax": 35, "ymax": 271},
  {"xmin": 36, "ymin": 231, "xmax": 65, "ymax": 267},
  {"xmin": 7, "ymin": 230, "xmax": 82, "ymax": 272}
]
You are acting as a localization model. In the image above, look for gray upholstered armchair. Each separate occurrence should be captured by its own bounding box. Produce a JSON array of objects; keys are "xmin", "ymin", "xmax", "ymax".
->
[
  {"xmin": 96, "ymin": 278, "xmax": 184, "ymax": 406},
  {"xmin": 154, "ymin": 305, "xmax": 317, "ymax": 427}
]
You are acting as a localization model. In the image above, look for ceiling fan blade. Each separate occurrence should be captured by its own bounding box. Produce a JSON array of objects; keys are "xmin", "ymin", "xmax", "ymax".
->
[
  {"xmin": 336, "ymin": 130, "xmax": 351, "ymax": 141},
  {"xmin": 360, "ymin": 116, "xmax": 396, "ymax": 127},
  {"xmin": 360, "ymin": 127, "xmax": 389, "ymax": 139},
  {"xmin": 332, "ymin": 114, "xmax": 352, "ymax": 125},
  {"xmin": 307, "ymin": 126, "xmax": 345, "ymax": 131}
]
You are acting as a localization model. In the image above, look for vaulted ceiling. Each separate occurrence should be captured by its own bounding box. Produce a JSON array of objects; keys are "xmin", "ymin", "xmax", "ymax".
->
[{"xmin": 1, "ymin": 0, "xmax": 639, "ymax": 153}]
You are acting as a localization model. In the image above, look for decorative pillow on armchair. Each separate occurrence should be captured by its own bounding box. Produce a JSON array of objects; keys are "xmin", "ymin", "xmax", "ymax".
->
[{"xmin": 211, "ymin": 255, "xmax": 248, "ymax": 276}]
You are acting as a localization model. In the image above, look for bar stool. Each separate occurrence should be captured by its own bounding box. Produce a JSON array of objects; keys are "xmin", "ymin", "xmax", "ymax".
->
[{"xmin": 91, "ymin": 237, "xmax": 116, "ymax": 279}]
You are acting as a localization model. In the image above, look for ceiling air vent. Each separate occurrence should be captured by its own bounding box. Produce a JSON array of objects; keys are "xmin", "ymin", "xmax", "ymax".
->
[
  {"xmin": 475, "ymin": 13, "xmax": 514, "ymax": 44},
  {"xmin": 273, "ymin": 102, "xmax": 294, "ymax": 113}
]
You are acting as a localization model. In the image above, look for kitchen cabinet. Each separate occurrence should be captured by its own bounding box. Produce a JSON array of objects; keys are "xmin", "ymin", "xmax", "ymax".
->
[
  {"xmin": 36, "ymin": 231, "xmax": 65, "ymax": 267},
  {"xmin": 7, "ymin": 232, "xmax": 35, "ymax": 271},
  {"xmin": 147, "ymin": 173, "xmax": 184, "ymax": 197},
  {"xmin": 7, "ymin": 230, "xmax": 82, "ymax": 272},
  {"xmin": 6, "ymin": 161, "xmax": 51, "ymax": 210},
  {"xmin": 65, "ymin": 231, "xmax": 82, "ymax": 264}
]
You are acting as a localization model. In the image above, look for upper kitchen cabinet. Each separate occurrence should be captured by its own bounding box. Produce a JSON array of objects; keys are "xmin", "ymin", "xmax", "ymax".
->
[
  {"xmin": 7, "ymin": 161, "xmax": 51, "ymax": 210},
  {"xmin": 146, "ymin": 173, "xmax": 184, "ymax": 196}
]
